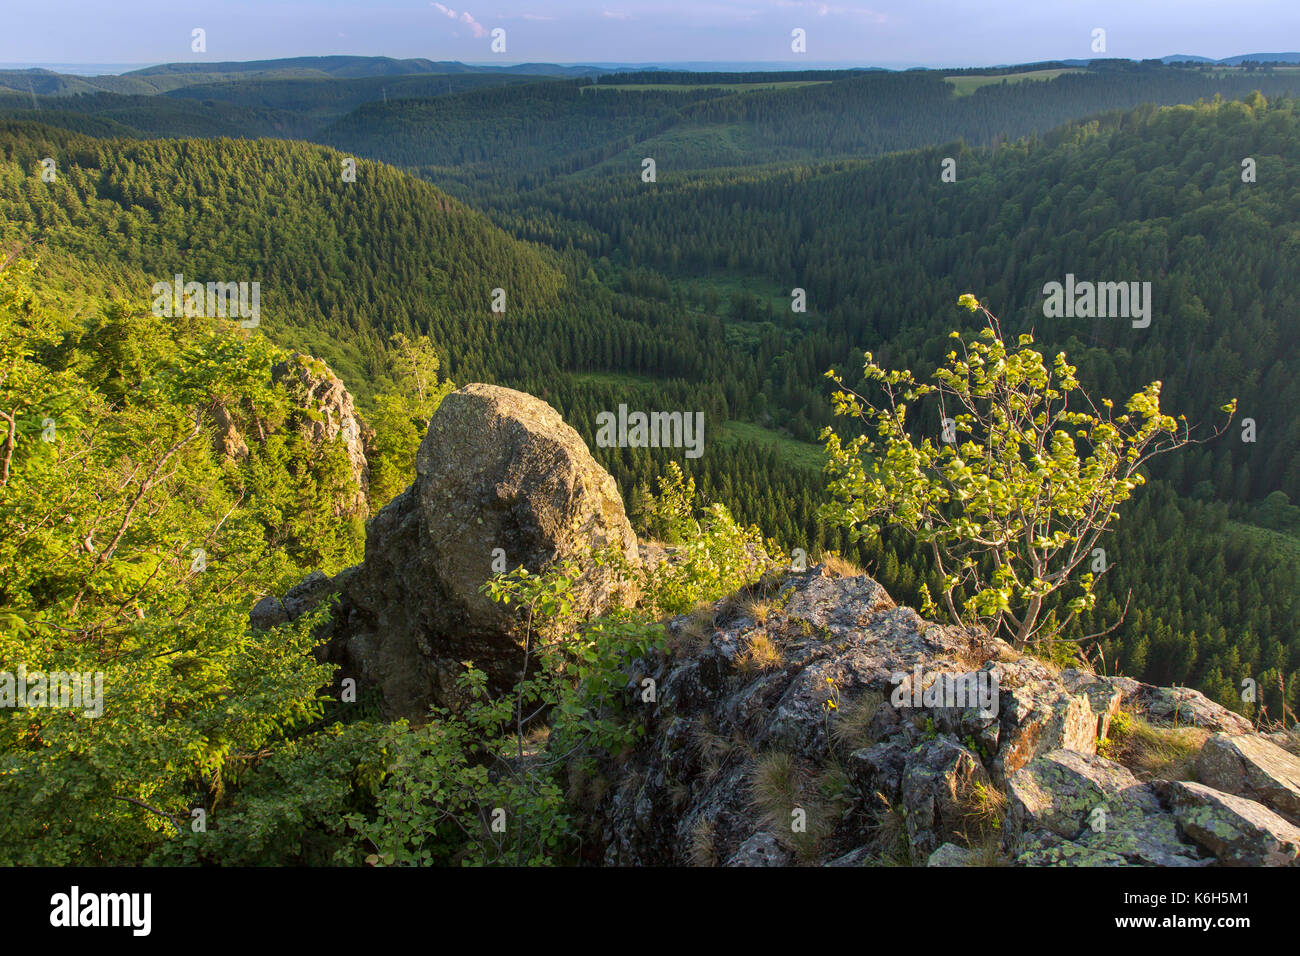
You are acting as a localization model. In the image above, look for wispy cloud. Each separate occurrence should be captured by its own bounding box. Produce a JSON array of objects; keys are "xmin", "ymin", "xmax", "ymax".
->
[
  {"xmin": 771, "ymin": 0, "xmax": 889, "ymax": 21},
  {"xmin": 432, "ymin": 2, "xmax": 490, "ymax": 38}
]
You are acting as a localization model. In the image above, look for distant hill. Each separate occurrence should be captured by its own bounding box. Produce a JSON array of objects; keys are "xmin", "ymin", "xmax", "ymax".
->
[
  {"xmin": 316, "ymin": 65, "xmax": 1300, "ymax": 192},
  {"xmin": 0, "ymin": 57, "xmax": 613, "ymax": 100},
  {"xmin": 1162, "ymin": 52, "xmax": 1300, "ymax": 65},
  {"xmin": 123, "ymin": 55, "xmax": 604, "ymax": 79}
]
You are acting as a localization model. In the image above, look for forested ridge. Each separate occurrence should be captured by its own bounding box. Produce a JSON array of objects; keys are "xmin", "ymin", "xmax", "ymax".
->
[{"xmin": 482, "ymin": 96, "xmax": 1300, "ymax": 716}]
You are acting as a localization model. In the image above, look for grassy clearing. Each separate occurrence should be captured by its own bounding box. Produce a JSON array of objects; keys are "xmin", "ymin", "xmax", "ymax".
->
[
  {"xmin": 945, "ymin": 69, "xmax": 1084, "ymax": 96},
  {"xmin": 680, "ymin": 272, "xmax": 795, "ymax": 317},
  {"xmin": 1227, "ymin": 519, "xmax": 1300, "ymax": 566},
  {"xmin": 571, "ymin": 370, "xmax": 664, "ymax": 390},
  {"xmin": 717, "ymin": 420, "xmax": 827, "ymax": 472},
  {"xmin": 575, "ymin": 122, "xmax": 770, "ymax": 179},
  {"xmin": 569, "ymin": 373, "xmax": 826, "ymax": 473}
]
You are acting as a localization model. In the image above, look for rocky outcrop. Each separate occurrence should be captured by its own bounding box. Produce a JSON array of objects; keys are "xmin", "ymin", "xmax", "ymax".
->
[
  {"xmin": 271, "ymin": 352, "xmax": 372, "ymax": 514},
  {"xmin": 253, "ymin": 383, "xmax": 639, "ymax": 721},
  {"xmin": 1162, "ymin": 781, "xmax": 1300, "ymax": 866},
  {"xmin": 1195, "ymin": 733, "xmax": 1300, "ymax": 823},
  {"xmin": 209, "ymin": 401, "xmax": 250, "ymax": 461},
  {"xmin": 585, "ymin": 565, "xmax": 1296, "ymax": 867},
  {"xmin": 1006, "ymin": 750, "xmax": 1206, "ymax": 866},
  {"xmin": 207, "ymin": 352, "xmax": 372, "ymax": 514},
  {"xmin": 1104, "ymin": 676, "xmax": 1253, "ymax": 735}
]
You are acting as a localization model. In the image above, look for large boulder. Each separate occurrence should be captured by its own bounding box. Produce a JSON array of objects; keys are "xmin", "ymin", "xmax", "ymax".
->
[
  {"xmin": 256, "ymin": 383, "xmax": 639, "ymax": 721},
  {"xmin": 408, "ymin": 383, "xmax": 638, "ymax": 642}
]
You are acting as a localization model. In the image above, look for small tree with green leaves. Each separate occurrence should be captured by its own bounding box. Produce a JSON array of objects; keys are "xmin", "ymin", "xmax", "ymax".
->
[
  {"xmin": 819, "ymin": 296, "xmax": 1235, "ymax": 651},
  {"xmin": 367, "ymin": 332, "xmax": 455, "ymax": 508}
]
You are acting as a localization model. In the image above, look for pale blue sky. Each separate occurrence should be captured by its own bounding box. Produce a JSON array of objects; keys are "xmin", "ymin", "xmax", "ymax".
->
[{"xmin": 3, "ymin": 0, "xmax": 1297, "ymax": 68}]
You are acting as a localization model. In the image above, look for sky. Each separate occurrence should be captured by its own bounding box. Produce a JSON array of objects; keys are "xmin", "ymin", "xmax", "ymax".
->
[{"xmin": 2, "ymin": 0, "xmax": 1298, "ymax": 69}]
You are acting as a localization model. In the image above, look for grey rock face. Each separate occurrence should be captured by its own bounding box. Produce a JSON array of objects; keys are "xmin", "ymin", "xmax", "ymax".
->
[
  {"xmin": 1195, "ymin": 733, "xmax": 1300, "ymax": 824},
  {"xmin": 1104, "ymin": 676, "xmax": 1253, "ymax": 735},
  {"xmin": 593, "ymin": 567, "xmax": 1128, "ymax": 866},
  {"xmin": 272, "ymin": 352, "xmax": 373, "ymax": 515},
  {"xmin": 1005, "ymin": 750, "xmax": 1207, "ymax": 867},
  {"xmin": 586, "ymin": 567, "xmax": 1287, "ymax": 867},
  {"xmin": 209, "ymin": 401, "xmax": 250, "ymax": 461},
  {"xmin": 927, "ymin": 843, "xmax": 975, "ymax": 866},
  {"xmin": 1163, "ymin": 781, "xmax": 1300, "ymax": 866}
]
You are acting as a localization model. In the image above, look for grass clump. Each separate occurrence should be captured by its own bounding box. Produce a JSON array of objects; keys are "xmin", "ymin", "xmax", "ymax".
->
[
  {"xmin": 1099, "ymin": 710, "xmax": 1207, "ymax": 780},
  {"xmin": 738, "ymin": 632, "xmax": 784, "ymax": 676},
  {"xmin": 818, "ymin": 550, "xmax": 863, "ymax": 578},
  {"xmin": 830, "ymin": 690, "xmax": 883, "ymax": 752}
]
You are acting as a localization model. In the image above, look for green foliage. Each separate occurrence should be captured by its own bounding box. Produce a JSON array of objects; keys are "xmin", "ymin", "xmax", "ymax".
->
[
  {"xmin": 347, "ymin": 699, "xmax": 572, "ymax": 867},
  {"xmin": 0, "ymin": 257, "xmax": 362, "ymax": 864},
  {"xmin": 5, "ymin": 69, "xmax": 1300, "ymax": 865},
  {"xmin": 633, "ymin": 463, "xmax": 782, "ymax": 616},
  {"xmin": 367, "ymin": 332, "xmax": 455, "ymax": 507},
  {"xmin": 0, "ymin": 122, "xmax": 564, "ymax": 392},
  {"xmin": 820, "ymin": 304, "xmax": 1229, "ymax": 649}
]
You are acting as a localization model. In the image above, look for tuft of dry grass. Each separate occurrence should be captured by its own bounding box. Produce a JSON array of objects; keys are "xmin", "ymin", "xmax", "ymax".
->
[
  {"xmin": 955, "ymin": 776, "xmax": 1008, "ymax": 845},
  {"xmin": 738, "ymin": 632, "xmax": 784, "ymax": 676},
  {"xmin": 688, "ymin": 817, "xmax": 718, "ymax": 867},
  {"xmin": 868, "ymin": 792, "xmax": 912, "ymax": 866},
  {"xmin": 692, "ymin": 720, "xmax": 748, "ymax": 784},
  {"xmin": 669, "ymin": 604, "xmax": 715, "ymax": 657},
  {"xmin": 740, "ymin": 596, "xmax": 772, "ymax": 625},
  {"xmin": 748, "ymin": 752, "xmax": 840, "ymax": 864},
  {"xmin": 670, "ymin": 781, "xmax": 692, "ymax": 810},
  {"xmin": 818, "ymin": 550, "xmax": 863, "ymax": 578},
  {"xmin": 830, "ymin": 690, "xmax": 883, "ymax": 752},
  {"xmin": 617, "ymin": 767, "xmax": 647, "ymax": 803},
  {"xmin": 1102, "ymin": 711, "xmax": 1208, "ymax": 781},
  {"xmin": 749, "ymin": 751, "xmax": 802, "ymax": 826}
]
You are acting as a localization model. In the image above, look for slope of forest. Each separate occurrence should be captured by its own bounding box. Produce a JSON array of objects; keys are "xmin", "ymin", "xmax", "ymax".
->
[
  {"xmin": 498, "ymin": 95, "xmax": 1300, "ymax": 499},
  {"xmin": 4, "ymin": 54, "xmax": 1300, "ymax": 867},
  {"xmin": 0, "ymin": 122, "xmax": 565, "ymax": 387},
  {"xmin": 474, "ymin": 95, "xmax": 1300, "ymax": 719}
]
